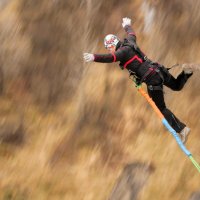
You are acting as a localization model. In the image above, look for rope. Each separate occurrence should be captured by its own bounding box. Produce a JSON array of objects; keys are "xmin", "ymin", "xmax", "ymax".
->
[{"xmin": 134, "ymin": 83, "xmax": 200, "ymax": 173}]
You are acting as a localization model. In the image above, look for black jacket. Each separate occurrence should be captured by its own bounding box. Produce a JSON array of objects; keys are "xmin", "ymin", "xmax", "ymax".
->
[{"xmin": 94, "ymin": 25, "xmax": 151, "ymax": 79}]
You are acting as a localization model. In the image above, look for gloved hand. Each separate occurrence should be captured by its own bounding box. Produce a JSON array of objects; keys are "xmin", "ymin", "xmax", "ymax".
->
[
  {"xmin": 122, "ymin": 17, "xmax": 131, "ymax": 28},
  {"xmin": 83, "ymin": 53, "xmax": 95, "ymax": 62}
]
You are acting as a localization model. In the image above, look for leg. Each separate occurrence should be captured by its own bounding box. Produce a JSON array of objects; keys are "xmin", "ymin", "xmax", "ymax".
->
[
  {"xmin": 147, "ymin": 86, "xmax": 186, "ymax": 133},
  {"xmin": 162, "ymin": 69, "xmax": 192, "ymax": 91}
]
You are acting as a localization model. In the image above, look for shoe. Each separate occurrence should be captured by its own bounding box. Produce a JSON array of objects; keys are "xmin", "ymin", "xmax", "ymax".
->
[
  {"xmin": 183, "ymin": 69, "xmax": 193, "ymax": 75},
  {"xmin": 179, "ymin": 127, "xmax": 190, "ymax": 144},
  {"xmin": 182, "ymin": 65, "xmax": 193, "ymax": 75}
]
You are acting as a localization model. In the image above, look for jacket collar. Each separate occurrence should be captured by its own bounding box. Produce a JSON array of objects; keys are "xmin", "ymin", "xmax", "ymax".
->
[{"xmin": 115, "ymin": 41, "xmax": 122, "ymax": 51}]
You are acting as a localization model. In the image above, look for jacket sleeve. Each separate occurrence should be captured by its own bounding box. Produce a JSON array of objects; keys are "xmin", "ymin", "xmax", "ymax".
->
[
  {"xmin": 94, "ymin": 48, "xmax": 127, "ymax": 63},
  {"xmin": 124, "ymin": 25, "xmax": 136, "ymax": 43}
]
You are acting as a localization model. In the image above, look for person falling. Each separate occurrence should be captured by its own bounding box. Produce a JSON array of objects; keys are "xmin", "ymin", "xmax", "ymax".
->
[{"xmin": 83, "ymin": 17, "xmax": 193, "ymax": 143}]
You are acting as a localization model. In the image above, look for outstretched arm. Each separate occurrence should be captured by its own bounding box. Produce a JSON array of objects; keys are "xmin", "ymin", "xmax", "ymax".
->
[
  {"xmin": 83, "ymin": 52, "xmax": 115, "ymax": 63},
  {"xmin": 83, "ymin": 48, "xmax": 127, "ymax": 63},
  {"xmin": 122, "ymin": 17, "xmax": 136, "ymax": 43}
]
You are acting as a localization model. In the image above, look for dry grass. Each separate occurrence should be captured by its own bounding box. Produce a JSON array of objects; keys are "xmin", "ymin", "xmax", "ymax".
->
[{"xmin": 0, "ymin": 0, "xmax": 200, "ymax": 200}]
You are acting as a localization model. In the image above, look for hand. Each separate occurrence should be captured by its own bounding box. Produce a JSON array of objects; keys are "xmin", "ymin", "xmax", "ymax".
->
[
  {"xmin": 122, "ymin": 17, "xmax": 131, "ymax": 28},
  {"xmin": 83, "ymin": 53, "xmax": 95, "ymax": 62}
]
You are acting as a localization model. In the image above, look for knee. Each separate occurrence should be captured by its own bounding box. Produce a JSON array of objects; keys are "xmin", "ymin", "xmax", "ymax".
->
[{"xmin": 172, "ymin": 85, "xmax": 183, "ymax": 91}]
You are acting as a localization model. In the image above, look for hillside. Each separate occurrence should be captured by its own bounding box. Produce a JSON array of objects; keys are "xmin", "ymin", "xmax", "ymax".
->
[{"xmin": 0, "ymin": 0, "xmax": 200, "ymax": 200}]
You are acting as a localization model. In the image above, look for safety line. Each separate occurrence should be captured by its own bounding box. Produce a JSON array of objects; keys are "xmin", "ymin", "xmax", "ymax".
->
[{"xmin": 135, "ymin": 84, "xmax": 200, "ymax": 173}]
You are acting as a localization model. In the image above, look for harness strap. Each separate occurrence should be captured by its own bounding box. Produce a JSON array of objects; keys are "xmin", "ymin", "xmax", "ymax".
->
[
  {"xmin": 128, "ymin": 65, "xmax": 159, "ymax": 85},
  {"xmin": 124, "ymin": 55, "xmax": 143, "ymax": 69},
  {"xmin": 140, "ymin": 67, "xmax": 157, "ymax": 83},
  {"xmin": 148, "ymin": 85, "xmax": 163, "ymax": 91}
]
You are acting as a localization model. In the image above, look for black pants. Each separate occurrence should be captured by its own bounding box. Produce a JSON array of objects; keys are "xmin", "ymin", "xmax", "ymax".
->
[{"xmin": 146, "ymin": 67, "xmax": 192, "ymax": 133}]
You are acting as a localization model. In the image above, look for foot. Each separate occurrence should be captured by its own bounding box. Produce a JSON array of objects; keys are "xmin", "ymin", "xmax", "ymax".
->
[
  {"xmin": 183, "ymin": 69, "xmax": 193, "ymax": 75},
  {"xmin": 182, "ymin": 64, "xmax": 193, "ymax": 75},
  {"xmin": 179, "ymin": 127, "xmax": 190, "ymax": 144}
]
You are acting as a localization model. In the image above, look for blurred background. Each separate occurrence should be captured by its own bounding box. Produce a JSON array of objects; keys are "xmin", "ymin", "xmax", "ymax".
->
[{"xmin": 0, "ymin": 0, "xmax": 200, "ymax": 199}]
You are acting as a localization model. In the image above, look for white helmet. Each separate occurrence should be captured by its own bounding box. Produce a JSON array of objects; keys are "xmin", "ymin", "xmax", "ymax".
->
[{"xmin": 104, "ymin": 34, "xmax": 120, "ymax": 51}]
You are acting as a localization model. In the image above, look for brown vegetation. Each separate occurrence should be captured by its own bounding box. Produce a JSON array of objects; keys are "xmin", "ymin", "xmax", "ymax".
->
[{"xmin": 0, "ymin": 0, "xmax": 200, "ymax": 199}]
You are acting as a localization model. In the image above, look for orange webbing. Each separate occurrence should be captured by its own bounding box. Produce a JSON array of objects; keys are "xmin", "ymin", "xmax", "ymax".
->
[{"xmin": 137, "ymin": 87, "xmax": 164, "ymax": 119}]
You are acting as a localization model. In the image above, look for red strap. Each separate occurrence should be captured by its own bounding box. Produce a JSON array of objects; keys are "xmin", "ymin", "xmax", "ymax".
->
[
  {"xmin": 124, "ymin": 55, "xmax": 143, "ymax": 69},
  {"xmin": 128, "ymin": 32, "xmax": 136, "ymax": 36},
  {"xmin": 112, "ymin": 53, "xmax": 116, "ymax": 62}
]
